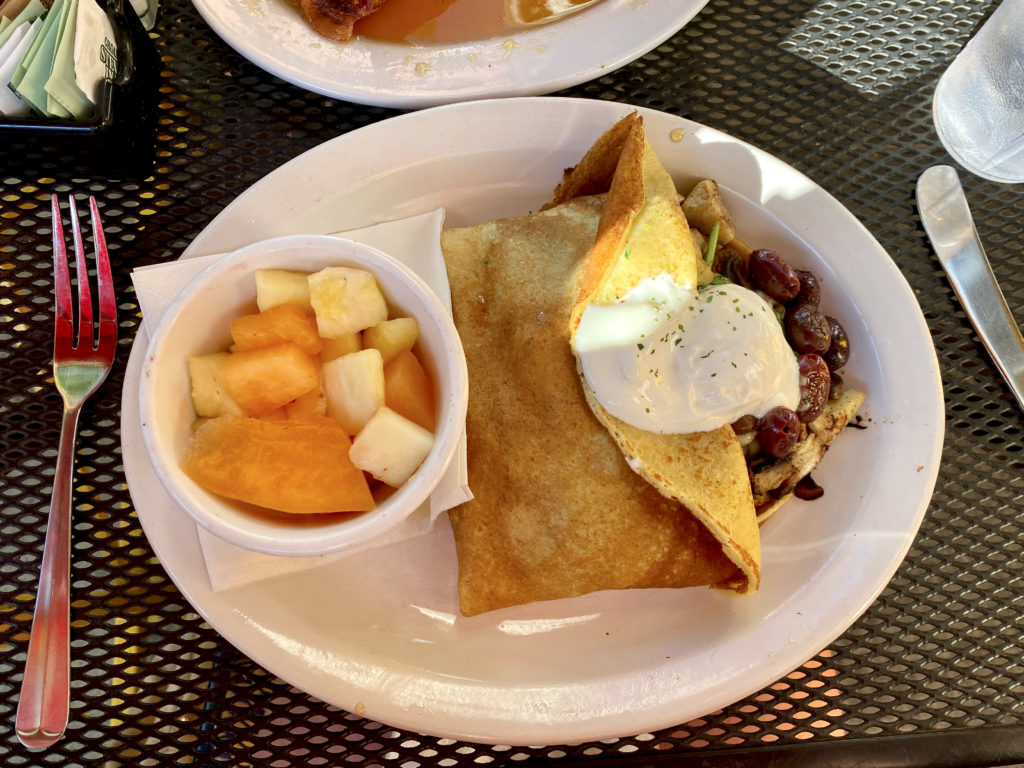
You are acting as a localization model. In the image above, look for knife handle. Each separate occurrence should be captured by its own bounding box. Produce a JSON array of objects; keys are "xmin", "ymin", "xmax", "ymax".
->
[{"xmin": 939, "ymin": 230, "xmax": 1024, "ymax": 411}]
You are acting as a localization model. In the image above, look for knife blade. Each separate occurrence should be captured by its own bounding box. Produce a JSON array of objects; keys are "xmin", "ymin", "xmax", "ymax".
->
[{"xmin": 916, "ymin": 165, "xmax": 1024, "ymax": 412}]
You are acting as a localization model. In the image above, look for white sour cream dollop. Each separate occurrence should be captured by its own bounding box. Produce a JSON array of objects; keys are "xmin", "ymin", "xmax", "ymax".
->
[{"xmin": 574, "ymin": 274, "xmax": 800, "ymax": 434}]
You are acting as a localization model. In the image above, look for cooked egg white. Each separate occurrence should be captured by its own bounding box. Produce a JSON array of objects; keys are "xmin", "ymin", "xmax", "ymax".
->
[{"xmin": 574, "ymin": 274, "xmax": 800, "ymax": 434}]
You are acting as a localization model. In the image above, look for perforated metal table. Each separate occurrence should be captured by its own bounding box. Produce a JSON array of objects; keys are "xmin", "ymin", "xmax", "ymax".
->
[{"xmin": 2, "ymin": 0, "xmax": 1023, "ymax": 765}]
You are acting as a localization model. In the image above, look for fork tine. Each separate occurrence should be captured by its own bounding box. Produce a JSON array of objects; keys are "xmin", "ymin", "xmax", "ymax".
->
[
  {"xmin": 51, "ymin": 195, "xmax": 74, "ymax": 350},
  {"xmin": 89, "ymin": 196, "xmax": 117, "ymax": 351},
  {"xmin": 68, "ymin": 195, "xmax": 94, "ymax": 351}
]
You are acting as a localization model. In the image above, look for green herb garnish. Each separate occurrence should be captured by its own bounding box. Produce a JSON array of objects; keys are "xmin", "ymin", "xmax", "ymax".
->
[{"xmin": 704, "ymin": 220, "xmax": 720, "ymax": 267}]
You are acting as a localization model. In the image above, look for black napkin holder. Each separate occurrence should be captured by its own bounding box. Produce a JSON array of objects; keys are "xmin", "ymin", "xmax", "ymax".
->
[{"xmin": 0, "ymin": 0, "xmax": 158, "ymax": 179}]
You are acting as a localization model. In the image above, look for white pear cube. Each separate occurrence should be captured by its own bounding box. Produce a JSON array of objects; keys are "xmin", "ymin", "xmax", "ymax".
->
[
  {"xmin": 255, "ymin": 269, "xmax": 312, "ymax": 312},
  {"xmin": 350, "ymin": 406, "xmax": 435, "ymax": 487},
  {"xmin": 321, "ymin": 332, "xmax": 362, "ymax": 363},
  {"xmin": 363, "ymin": 316, "xmax": 419, "ymax": 365},
  {"xmin": 308, "ymin": 266, "xmax": 388, "ymax": 338},
  {"xmin": 188, "ymin": 352, "xmax": 244, "ymax": 418},
  {"xmin": 322, "ymin": 348, "xmax": 385, "ymax": 434}
]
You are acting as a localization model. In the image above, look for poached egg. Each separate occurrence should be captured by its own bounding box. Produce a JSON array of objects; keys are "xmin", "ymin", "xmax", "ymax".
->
[{"xmin": 574, "ymin": 274, "xmax": 799, "ymax": 434}]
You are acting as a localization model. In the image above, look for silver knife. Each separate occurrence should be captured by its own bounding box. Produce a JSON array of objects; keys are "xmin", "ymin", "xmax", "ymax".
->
[{"xmin": 916, "ymin": 165, "xmax": 1024, "ymax": 412}]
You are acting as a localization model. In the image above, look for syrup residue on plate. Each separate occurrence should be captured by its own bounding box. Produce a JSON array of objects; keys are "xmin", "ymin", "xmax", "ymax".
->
[{"xmin": 355, "ymin": 0, "xmax": 602, "ymax": 44}]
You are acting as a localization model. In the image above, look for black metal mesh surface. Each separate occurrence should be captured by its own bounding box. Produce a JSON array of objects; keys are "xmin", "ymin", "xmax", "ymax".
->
[{"xmin": 2, "ymin": 0, "xmax": 1023, "ymax": 764}]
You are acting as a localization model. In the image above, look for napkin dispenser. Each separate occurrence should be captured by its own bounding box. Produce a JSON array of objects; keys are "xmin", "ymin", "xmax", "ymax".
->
[{"xmin": 0, "ymin": 0, "xmax": 158, "ymax": 179}]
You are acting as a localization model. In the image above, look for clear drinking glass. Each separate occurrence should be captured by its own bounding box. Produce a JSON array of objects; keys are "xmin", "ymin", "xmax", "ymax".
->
[{"xmin": 932, "ymin": 0, "xmax": 1024, "ymax": 184}]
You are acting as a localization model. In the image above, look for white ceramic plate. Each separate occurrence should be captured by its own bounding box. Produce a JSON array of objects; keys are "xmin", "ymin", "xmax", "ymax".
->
[
  {"xmin": 121, "ymin": 98, "xmax": 944, "ymax": 746},
  {"xmin": 189, "ymin": 0, "xmax": 710, "ymax": 108}
]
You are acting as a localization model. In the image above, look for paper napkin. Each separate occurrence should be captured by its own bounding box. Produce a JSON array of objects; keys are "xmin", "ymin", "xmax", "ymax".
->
[
  {"xmin": 0, "ymin": 18, "xmax": 40, "ymax": 117},
  {"xmin": 131, "ymin": 209, "xmax": 472, "ymax": 592},
  {"xmin": 0, "ymin": 0, "xmax": 114, "ymax": 118}
]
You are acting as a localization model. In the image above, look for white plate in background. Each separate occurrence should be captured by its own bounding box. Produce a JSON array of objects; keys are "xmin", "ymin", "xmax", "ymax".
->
[
  {"xmin": 190, "ymin": 0, "xmax": 710, "ymax": 108},
  {"xmin": 122, "ymin": 98, "xmax": 944, "ymax": 746}
]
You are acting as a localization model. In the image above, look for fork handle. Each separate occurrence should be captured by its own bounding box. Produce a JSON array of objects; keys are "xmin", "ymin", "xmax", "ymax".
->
[{"xmin": 16, "ymin": 404, "xmax": 81, "ymax": 750}]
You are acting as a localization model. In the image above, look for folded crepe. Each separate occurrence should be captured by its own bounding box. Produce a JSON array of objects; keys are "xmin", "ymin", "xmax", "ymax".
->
[
  {"xmin": 441, "ymin": 114, "xmax": 761, "ymax": 616},
  {"xmin": 442, "ymin": 198, "xmax": 744, "ymax": 617},
  {"xmin": 556, "ymin": 117, "xmax": 866, "ymax": 526},
  {"xmin": 562, "ymin": 113, "xmax": 760, "ymax": 594}
]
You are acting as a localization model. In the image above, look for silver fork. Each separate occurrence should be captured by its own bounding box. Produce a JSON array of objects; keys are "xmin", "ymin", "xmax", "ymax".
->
[{"xmin": 15, "ymin": 195, "xmax": 117, "ymax": 750}]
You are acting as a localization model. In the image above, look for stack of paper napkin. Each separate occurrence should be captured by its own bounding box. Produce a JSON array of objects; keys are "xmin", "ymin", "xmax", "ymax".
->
[
  {"xmin": 130, "ymin": 209, "xmax": 472, "ymax": 592},
  {"xmin": 0, "ymin": 0, "xmax": 116, "ymax": 119}
]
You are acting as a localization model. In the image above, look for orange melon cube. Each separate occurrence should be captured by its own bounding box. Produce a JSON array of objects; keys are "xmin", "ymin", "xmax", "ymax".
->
[
  {"xmin": 230, "ymin": 303, "xmax": 323, "ymax": 356},
  {"xmin": 285, "ymin": 375, "xmax": 327, "ymax": 419},
  {"xmin": 220, "ymin": 343, "xmax": 319, "ymax": 417},
  {"xmin": 182, "ymin": 415, "xmax": 375, "ymax": 514},
  {"xmin": 383, "ymin": 349, "xmax": 435, "ymax": 431}
]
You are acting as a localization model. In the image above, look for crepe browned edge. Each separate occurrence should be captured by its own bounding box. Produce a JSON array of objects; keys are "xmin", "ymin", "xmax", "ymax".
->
[
  {"xmin": 554, "ymin": 113, "xmax": 762, "ymax": 594},
  {"xmin": 550, "ymin": 113, "xmax": 700, "ymax": 332},
  {"xmin": 441, "ymin": 197, "xmax": 742, "ymax": 617}
]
